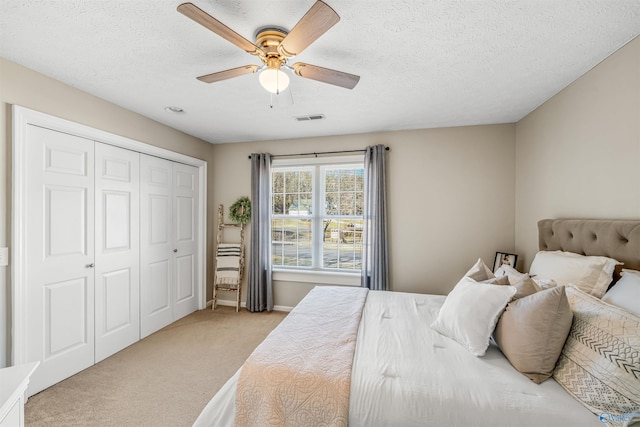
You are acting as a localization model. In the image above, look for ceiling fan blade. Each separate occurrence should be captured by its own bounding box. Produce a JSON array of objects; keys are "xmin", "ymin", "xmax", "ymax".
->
[
  {"xmin": 177, "ymin": 2, "xmax": 260, "ymax": 55},
  {"xmin": 292, "ymin": 63, "xmax": 359, "ymax": 89},
  {"xmin": 279, "ymin": 1, "xmax": 340, "ymax": 57},
  {"xmin": 197, "ymin": 65, "xmax": 259, "ymax": 83}
]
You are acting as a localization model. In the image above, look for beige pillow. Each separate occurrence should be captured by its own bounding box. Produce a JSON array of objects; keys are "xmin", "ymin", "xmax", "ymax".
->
[
  {"xmin": 495, "ymin": 264, "xmax": 538, "ymax": 299},
  {"xmin": 553, "ymin": 287, "xmax": 640, "ymax": 423},
  {"xmin": 464, "ymin": 258, "xmax": 494, "ymax": 281},
  {"xmin": 494, "ymin": 286, "xmax": 573, "ymax": 384}
]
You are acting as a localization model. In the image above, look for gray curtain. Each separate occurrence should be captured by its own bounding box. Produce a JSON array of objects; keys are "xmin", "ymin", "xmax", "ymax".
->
[
  {"xmin": 248, "ymin": 153, "xmax": 273, "ymax": 312},
  {"xmin": 361, "ymin": 145, "xmax": 389, "ymax": 291}
]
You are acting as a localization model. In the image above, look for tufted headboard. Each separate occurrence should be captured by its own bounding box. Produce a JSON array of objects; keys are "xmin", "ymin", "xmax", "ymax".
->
[{"xmin": 538, "ymin": 219, "xmax": 640, "ymax": 271}]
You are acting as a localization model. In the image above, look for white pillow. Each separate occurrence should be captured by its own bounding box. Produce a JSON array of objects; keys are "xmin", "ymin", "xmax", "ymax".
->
[
  {"xmin": 529, "ymin": 251, "xmax": 621, "ymax": 298},
  {"xmin": 464, "ymin": 258, "xmax": 494, "ymax": 281},
  {"xmin": 494, "ymin": 264, "xmax": 538, "ymax": 299},
  {"xmin": 430, "ymin": 277, "xmax": 516, "ymax": 356},
  {"xmin": 494, "ymin": 264, "xmax": 527, "ymax": 283},
  {"xmin": 532, "ymin": 277, "xmax": 557, "ymax": 290},
  {"xmin": 602, "ymin": 269, "xmax": 640, "ymax": 316}
]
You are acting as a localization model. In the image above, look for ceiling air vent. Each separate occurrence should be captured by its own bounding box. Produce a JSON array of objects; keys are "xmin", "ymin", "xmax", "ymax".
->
[{"xmin": 294, "ymin": 114, "xmax": 326, "ymax": 122}]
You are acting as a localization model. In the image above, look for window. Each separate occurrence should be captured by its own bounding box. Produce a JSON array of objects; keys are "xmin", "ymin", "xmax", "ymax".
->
[{"xmin": 271, "ymin": 156, "xmax": 364, "ymax": 273}]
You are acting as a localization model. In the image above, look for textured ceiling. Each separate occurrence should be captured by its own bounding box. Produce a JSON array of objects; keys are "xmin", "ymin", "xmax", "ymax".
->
[{"xmin": 1, "ymin": 1, "xmax": 639, "ymax": 144}]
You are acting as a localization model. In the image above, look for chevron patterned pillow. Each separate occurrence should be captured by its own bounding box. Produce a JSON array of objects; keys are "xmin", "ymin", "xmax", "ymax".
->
[{"xmin": 553, "ymin": 287, "xmax": 640, "ymax": 427}]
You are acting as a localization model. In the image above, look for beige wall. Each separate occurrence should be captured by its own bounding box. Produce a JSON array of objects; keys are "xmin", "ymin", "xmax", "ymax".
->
[
  {"xmin": 0, "ymin": 58, "xmax": 216, "ymax": 367},
  {"xmin": 515, "ymin": 36, "xmax": 640, "ymax": 268},
  {"xmin": 212, "ymin": 124, "xmax": 517, "ymax": 307}
]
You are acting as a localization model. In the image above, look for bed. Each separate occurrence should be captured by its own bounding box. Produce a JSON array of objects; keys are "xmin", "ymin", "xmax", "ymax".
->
[{"xmin": 194, "ymin": 219, "xmax": 640, "ymax": 426}]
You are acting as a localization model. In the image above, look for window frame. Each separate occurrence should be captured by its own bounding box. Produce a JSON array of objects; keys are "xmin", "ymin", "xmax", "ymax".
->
[{"xmin": 271, "ymin": 155, "xmax": 364, "ymax": 285}]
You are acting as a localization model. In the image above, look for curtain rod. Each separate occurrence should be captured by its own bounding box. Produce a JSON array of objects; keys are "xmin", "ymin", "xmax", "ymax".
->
[{"xmin": 247, "ymin": 146, "xmax": 389, "ymax": 159}]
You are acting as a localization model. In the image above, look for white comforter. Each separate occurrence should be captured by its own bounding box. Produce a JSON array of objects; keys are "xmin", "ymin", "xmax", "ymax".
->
[{"xmin": 194, "ymin": 289, "xmax": 602, "ymax": 427}]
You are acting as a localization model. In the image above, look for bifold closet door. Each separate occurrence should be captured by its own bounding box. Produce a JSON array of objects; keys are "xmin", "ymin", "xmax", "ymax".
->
[
  {"xmin": 173, "ymin": 163, "xmax": 199, "ymax": 320},
  {"xmin": 24, "ymin": 125, "xmax": 96, "ymax": 396},
  {"xmin": 17, "ymin": 109, "xmax": 203, "ymax": 397},
  {"xmin": 140, "ymin": 155, "xmax": 174, "ymax": 338},
  {"xmin": 140, "ymin": 156, "xmax": 200, "ymax": 337},
  {"xmin": 94, "ymin": 143, "xmax": 140, "ymax": 363}
]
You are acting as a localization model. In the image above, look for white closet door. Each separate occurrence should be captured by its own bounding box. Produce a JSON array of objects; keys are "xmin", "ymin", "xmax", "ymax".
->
[
  {"xmin": 94, "ymin": 143, "xmax": 140, "ymax": 362},
  {"xmin": 140, "ymin": 155, "xmax": 174, "ymax": 338},
  {"xmin": 25, "ymin": 125, "xmax": 95, "ymax": 396},
  {"xmin": 172, "ymin": 163, "xmax": 199, "ymax": 320}
]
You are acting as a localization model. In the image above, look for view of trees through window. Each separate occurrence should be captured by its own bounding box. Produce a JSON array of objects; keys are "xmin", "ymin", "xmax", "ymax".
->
[{"xmin": 271, "ymin": 164, "xmax": 364, "ymax": 270}]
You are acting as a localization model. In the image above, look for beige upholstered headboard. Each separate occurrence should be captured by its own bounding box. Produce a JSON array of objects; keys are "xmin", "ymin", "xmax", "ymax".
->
[{"xmin": 538, "ymin": 219, "xmax": 640, "ymax": 271}]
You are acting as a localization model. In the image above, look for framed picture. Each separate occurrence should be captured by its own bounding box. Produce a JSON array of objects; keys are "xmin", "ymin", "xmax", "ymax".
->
[{"xmin": 493, "ymin": 252, "xmax": 518, "ymax": 272}]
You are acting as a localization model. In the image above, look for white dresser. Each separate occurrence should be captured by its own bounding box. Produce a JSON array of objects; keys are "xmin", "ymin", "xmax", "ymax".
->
[{"xmin": 0, "ymin": 362, "xmax": 39, "ymax": 427}]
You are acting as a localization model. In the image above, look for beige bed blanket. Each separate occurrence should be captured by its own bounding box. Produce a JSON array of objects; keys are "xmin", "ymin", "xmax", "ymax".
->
[{"xmin": 235, "ymin": 286, "xmax": 369, "ymax": 427}]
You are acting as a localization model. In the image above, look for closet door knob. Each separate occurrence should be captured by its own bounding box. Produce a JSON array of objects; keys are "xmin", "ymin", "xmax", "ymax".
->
[
  {"xmin": 86, "ymin": 263, "xmax": 95, "ymax": 268},
  {"xmin": 173, "ymin": 249, "xmax": 178, "ymax": 253}
]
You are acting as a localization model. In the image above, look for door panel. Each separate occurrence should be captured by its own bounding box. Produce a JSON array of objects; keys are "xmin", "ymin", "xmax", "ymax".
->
[
  {"xmin": 101, "ymin": 156, "xmax": 131, "ymax": 181},
  {"xmin": 25, "ymin": 125, "xmax": 95, "ymax": 396},
  {"xmin": 150, "ymin": 166, "xmax": 170, "ymax": 187},
  {"xmin": 94, "ymin": 143, "xmax": 140, "ymax": 362},
  {"xmin": 175, "ymin": 169, "xmax": 194, "ymax": 190},
  {"xmin": 46, "ymin": 186, "xmax": 88, "ymax": 256},
  {"xmin": 172, "ymin": 163, "xmax": 199, "ymax": 319},
  {"xmin": 45, "ymin": 144, "xmax": 88, "ymax": 175},
  {"xmin": 150, "ymin": 195, "xmax": 170, "ymax": 244},
  {"xmin": 103, "ymin": 191, "xmax": 131, "ymax": 250},
  {"xmin": 176, "ymin": 254, "xmax": 194, "ymax": 302},
  {"xmin": 176, "ymin": 196, "xmax": 194, "ymax": 241},
  {"xmin": 148, "ymin": 260, "xmax": 171, "ymax": 314},
  {"xmin": 102, "ymin": 268, "xmax": 133, "ymax": 332},
  {"xmin": 140, "ymin": 155, "xmax": 174, "ymax": 338},
  {"xmin": 45, "ymin": 278, "xmax": 88, "ymax": 357}
]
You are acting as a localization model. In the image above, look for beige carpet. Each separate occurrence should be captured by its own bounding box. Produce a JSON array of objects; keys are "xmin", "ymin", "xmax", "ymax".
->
[{"xmin": 25, "ymin": 306, "xmax": 287, "ymax": 427}]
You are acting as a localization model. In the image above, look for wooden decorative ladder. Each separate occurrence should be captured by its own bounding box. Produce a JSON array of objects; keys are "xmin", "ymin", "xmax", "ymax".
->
[{"xmin": 212, "ymin": 204, "xmax": 245, "ymax": 312}]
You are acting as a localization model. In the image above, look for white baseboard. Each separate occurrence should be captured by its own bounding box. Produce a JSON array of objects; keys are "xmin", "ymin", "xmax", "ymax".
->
[{"xmin": 206, "ymin": 299, "xmax": 293, "ymax": 312}]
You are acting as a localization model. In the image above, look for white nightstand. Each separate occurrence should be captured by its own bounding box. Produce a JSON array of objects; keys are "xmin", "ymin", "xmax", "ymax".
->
[{"xmin": 0, "ymin": 362, "xmax": 39, "ymax": 427}]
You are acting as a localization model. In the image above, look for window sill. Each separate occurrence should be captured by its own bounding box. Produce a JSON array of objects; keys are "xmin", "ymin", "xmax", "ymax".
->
[{"xmin": 272, "ymin": 269, "xmax": 361, "ymax": 287}]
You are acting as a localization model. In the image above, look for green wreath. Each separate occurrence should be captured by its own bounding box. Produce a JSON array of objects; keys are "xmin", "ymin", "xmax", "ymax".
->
[{"xmin": 229, "ymin": 196, "xmax": 251, "ymax": 224}]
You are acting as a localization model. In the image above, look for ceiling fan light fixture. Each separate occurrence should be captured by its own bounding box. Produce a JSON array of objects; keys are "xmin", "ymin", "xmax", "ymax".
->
[
  {"xmin": 179, "ymin": 2, "xmax": 359, "ymax": 92},
  {"xmin": 259, "ymin": 68, "xmax": 290, "ymax": 94}
]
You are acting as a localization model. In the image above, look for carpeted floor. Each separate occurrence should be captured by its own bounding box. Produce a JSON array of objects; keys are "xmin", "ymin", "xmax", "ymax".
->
[{"xmin": 24, "ymin": 306, "xmax": 287, "ymax": 426}]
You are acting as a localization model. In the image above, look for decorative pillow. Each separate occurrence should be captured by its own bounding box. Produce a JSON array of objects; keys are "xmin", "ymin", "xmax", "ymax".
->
[
  {"xmin": 493, "ymin": 286, "xmax": 573, "ymax": 384},
  {"xmin": 553, "ymin": 287, "xmax": 640, "ymax": 425},
  {"xmin": 430, "ymin": 277, "xmax": 516, "ymax": 356},
  {"xmin": 532, "ymin": 277, "xmax": 557, "ymax": 290},
  {"xmin": 529, "ymin": 251, "xmax": 621, "ymax": 298},
  {"xmin": 464, "ymin": 258, "xmax": 494, "ymax": 282},
  {"xmin": 495, "ymin": 264, "xmax": 526, "ymax": 282},
  {"xmin": 602, "ymin": 269, "xmax": 640, "ymax": 316},
  {"xmin": 481, "ymin": 276, "xmax": 510, "ymax": 285},
  {"xmin": 494, "ymin": 265, "xmax": 538, "ymax": 299}
]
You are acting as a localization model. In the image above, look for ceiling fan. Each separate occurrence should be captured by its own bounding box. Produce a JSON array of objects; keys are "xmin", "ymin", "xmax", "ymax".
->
[{"xmin": 177, "ymin": 1, "xmax": 360, "ymax": 94}]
